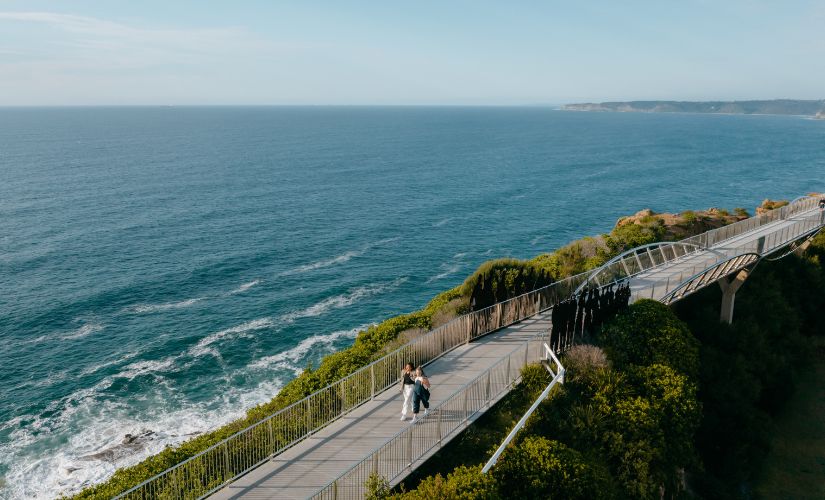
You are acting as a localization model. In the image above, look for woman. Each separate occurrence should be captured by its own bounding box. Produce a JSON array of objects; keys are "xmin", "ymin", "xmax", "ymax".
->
[
  {"xmin": 400, "ymin": 363, "xmax": 415, "ymax": 420},
  {"xmin": 411, "ymin": 366, "xmax": 431, "ymax": 422}
]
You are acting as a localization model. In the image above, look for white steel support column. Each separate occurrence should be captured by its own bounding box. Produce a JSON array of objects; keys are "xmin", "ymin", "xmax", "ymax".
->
[{"xmin": 718, "ymin": 268, "xmax": 751, "ymax": 324}]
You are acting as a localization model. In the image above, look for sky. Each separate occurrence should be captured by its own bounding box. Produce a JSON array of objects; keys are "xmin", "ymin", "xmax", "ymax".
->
[{"xmin": 0, "ymin": 1, "xmax": 823, "ymax": 106}]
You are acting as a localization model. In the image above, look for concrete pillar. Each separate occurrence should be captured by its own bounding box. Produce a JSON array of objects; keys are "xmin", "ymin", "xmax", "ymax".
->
[{"xmin": 718, "ymin": 269, "xmax": 751, "ymax": 324}]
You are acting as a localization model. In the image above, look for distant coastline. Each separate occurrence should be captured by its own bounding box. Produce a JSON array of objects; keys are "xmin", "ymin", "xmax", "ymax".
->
[{"xmin": 563, "ymin": 99, "xmax": 825, "ymax": 119}]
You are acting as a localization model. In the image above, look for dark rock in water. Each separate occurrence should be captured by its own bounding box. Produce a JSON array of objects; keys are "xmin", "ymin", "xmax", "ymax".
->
[{"xmin": 79, "ymin": 429, "xmax": 156, "ymax": 462}]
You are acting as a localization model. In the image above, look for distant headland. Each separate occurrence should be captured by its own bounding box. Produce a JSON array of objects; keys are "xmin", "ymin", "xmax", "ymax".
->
[{"xmin": 563, "ymin": 99, "xmax": 825, "ymax": 118}]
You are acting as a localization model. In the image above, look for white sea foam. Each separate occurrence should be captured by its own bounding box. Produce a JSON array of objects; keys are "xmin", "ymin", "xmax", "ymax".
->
[
  {"xmin": 282, "ymin": 237, "xmax": 400, "ymax": 276},
  {"xmin": 287, "ymin": 250, "xmax": 361, "ymax": 274},
  {"xmin": 426, "ymin": 264, "xmax": 461, "ymax": 283},
  {"xmin": 433, "ymin": 217, "xmax": 453, "ymax": 227},
  {"xmin": 228, "ymin": 279, "xmax": 261, "ymax": 294},
  {"xmin": 279, "ymin": 278, "xmax": 407, "ymax": 324},
  {"xmin": 0, "ymin": 375, "xmax": 286, "ymax": 500},
  {"xmin": 21, "ymin": 322, "xmax": 104, "ymax": 345},
  {"xmin": 248, "ymin": 323, "xmax": 373, "ymax": 373},
  {"xmin": 127, "ymin": 297, "xmax": 203, "ymax": 314},
  {"xmin": 0, "ymin": 315, "xmax": 383, "ymax": 499},
  {"xmin": 116, "ymin": 357, "xmax": 179, "ymax": 380},
  {"xmin": 79, "ymin": 351, "xmax": 142, "ymax": 377},
  {"xmin": 62, "ymin": 323, "xmax": 104, "ymax": 340},
  {"xmin": 426, "ymin": 251, "xmax": 468, "ymax": 283},
  {"xmin": 188, "ymin": 318, "xmax": 275, "ymax": 358}
]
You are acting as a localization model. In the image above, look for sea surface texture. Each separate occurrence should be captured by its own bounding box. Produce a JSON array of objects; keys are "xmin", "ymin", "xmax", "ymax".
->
[{"xmin": 0, "ymin": 107, "xmax": 823, "ymax": 499}]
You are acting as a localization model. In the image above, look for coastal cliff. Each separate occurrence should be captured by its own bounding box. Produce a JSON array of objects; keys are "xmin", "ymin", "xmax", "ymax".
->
[{"xmin": 563, "ymin": 99, "xmax": 825, "ymax": 117}]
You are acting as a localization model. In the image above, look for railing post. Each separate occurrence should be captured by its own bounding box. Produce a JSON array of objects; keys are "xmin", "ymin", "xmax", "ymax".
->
[
  {"xmin": 370, "ymin": 364, "xmax": 376, "ymax": 400},
  {"xmin": 268, "ymin": 419, "xmax": 275, "ymax": 457},
  {"xmin": 223, "ymin": 445, "xmax": 231, "ymax": 481},
  {"xmin": 463, "ymin": 390, "xmax": 469, "ymax": 427},
  {"xmin": 437, "ymin": 408, "xmax": 443, "ymax": 447},
  {"xmin": 407, "ymin": 428, "xmax": 413, "ymax": 467},
  {"xmin": 306, "ymin": 398, "xmax": 311, "ymax": 435},
  {"xmin": 340, "ymin": 383, "xmax": 347, "ymax": 416},
  {"xmin": 485, "ymin": 370, "xmax": 492, "ymax": 404},
  {"xmin": 524, "ymin": 342, "xmax": 529, "ymax": 368}
]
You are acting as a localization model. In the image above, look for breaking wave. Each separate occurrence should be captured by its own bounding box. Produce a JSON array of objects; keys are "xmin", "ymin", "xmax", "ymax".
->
[
  {"xmin": 279, "ymin": 278, "xmax": 407, "ymax": 324},
  {"xmin": 248, "ymin": 323, "xmax": 373, "ymax": 374},
  {"xmin": 282, "ymin": 237, "xmax": 400, "ymax": 276},
  {"xmin": 188, "ymin": 318, "xmax": 275, "ymax": 358},
  {"xmin": 228, "ymin": 280, "xmax": 261, "ymax": 294},
  {"xmin": 126, "ymin": 298, "xmax": 203, "ymax": 314}
]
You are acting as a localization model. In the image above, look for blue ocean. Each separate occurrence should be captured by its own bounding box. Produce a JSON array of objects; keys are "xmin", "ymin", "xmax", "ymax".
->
[{"xmin": 0, "ymin": 107, "xmax": 823, "ymax": 498}]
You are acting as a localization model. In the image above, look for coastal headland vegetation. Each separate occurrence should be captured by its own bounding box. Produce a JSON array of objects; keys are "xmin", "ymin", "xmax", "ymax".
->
[
  {"xmin": 384, "ymin": 227, "xmax": 825, "ymax": 499},
  {"xmin": 71, "ymin": 198, "xmax": 819, "ymax": 499},
  {"xmin": 562, "ymin": 99, "xmax": 825, "ymax": 118}
]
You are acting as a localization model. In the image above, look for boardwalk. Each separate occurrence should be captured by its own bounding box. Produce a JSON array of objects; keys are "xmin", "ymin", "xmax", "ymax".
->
[
  {"xmin": 627, "ymin": 204, "xmax": 823, "ymax": 303},
  {"xmin": 212, "ymin": 314, "xmax": 550, "ymax": 499},
  {"xmin": 108, "ymin": 196, "xmax": 823, "ymax": 500}
]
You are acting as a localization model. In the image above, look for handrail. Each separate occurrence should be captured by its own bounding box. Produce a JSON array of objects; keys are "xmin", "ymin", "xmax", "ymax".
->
[
  {"xmin": 310, "ymin": 334, "xmax": 547, "ymax": 499},
  {"xmin": 574, "ymin": 241, "xmax": 717, "ymax": 293},
  {"xmin": 630, "ymin": 203, "xmax": 824, "ymax": 303},
  {"xmin": 764, "ymin": 228, "xmax": 823, "ymax": 261},
  {"xmin": 481, "ymin": 342, "xmax": 565, "ymax": 474},
  {"xmin": 112, "ymin": 194, "xmax": 822, "ymax": 499},
  {"xmin": 659, "ymin": 252, "xmax": 761, "ymax": 304},
  {"xmin": 114, "ymin": 267, "xmax": 592, "ymax": 499}
]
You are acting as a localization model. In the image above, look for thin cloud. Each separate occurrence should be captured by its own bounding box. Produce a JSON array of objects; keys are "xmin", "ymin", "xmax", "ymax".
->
[{"xmin": 0, "ymin": 11, "xmax": 298, "ymax": 65}]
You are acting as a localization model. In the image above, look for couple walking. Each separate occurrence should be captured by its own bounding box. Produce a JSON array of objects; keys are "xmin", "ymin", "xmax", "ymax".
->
[{"xmin": 400, "ymin": 363, "xmax": 430, "ymax": 422}]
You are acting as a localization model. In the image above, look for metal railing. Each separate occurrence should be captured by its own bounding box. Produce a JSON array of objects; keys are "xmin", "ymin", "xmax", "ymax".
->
[
  {"xmin": 114, "ymin": 195, "xmax": 822, "ymax": 499},
  {"xmin": 481, "ymin": 342, "xmax": 565, "ymax": 474},
  {"xmin": 311, "ymin": 335, "xmax": 548, "ymax": 500},
  {"xmin": 114, "ymin": 273, "xmax": 592, "ymax": 499},
  {"xmin": 578, "ymin": 196, "xmax": 822, "ymax": 294},
  {"xmin": 628, "ymin": 198, "xmax": 824, "ymax": 303}
]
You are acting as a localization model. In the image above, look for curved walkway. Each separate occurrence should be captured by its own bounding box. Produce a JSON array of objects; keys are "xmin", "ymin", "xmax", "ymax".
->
[{"xmin": 207, "ymin": 197, "xmax": 823, "ymax": 499}]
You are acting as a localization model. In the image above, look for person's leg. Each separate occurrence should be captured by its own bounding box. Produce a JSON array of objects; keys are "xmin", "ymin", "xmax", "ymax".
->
[
  {"xmin": 401, "ymin": 385, "xmax": 413, "ymax": 419},
  {"xmin": 412, "ymin": 390, "xmax": 421, "ymax": 415}
]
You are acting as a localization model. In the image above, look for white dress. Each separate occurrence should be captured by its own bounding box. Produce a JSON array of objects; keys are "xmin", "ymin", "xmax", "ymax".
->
[{"xmin": 401, "ymin": 373, "xmax": 414, "ymax": 417}]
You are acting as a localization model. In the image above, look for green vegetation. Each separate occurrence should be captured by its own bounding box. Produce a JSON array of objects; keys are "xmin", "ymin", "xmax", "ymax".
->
[
  {"xmin": 71, "ymin": 204, "xmax": 747, "ymax": 499},
  {"xmin": 460, "ymin": 258, "xmax": 554, "ymax": 310},
  {"xmin": 752, "ymin": 338, "xmax": 825, "ymax": 500},
  {"xmin": 563, "ymin": 99, "xmax": 825, "ymax": 117},
  {"xmin": 391, "ymin": 301, "xmax": 701, "ymax": 499},
  {"xmin": 390, "ymin": 231, "xmax": 825, "ymax": 499}
]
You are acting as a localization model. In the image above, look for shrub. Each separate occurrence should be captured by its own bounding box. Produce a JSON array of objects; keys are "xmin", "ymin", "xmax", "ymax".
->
[
  {"xmin": 366, "ymin": 472, "xmax": 391, "ymax": 499},
  {"xmin": 519, "ymin": 363, "xmax": 551, "ymax": 398},
  {"xmin": 599, "ymin": 300, "xmax": 700, "ymax": 379},
  {"xmin": 392, "ymin": 465, "xmax": 498, "ymax": 500},
  {"xmin": 605, "ymin": 219, "xmax": 666, "ymax": 254},
  {"xmin": 461, "ymin": 259, "xmax": 554, "ymax": 310},
  {"xmin": 563, "ymin": 344, "xmax": 609, "ymax": 385},
  {"xmin": 627, "ymin": 364, "xmax": 701, "ymax": 485},
  {"xmin": 492, "ymin": 436, "xmax": 616, "ymax": 499}
]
